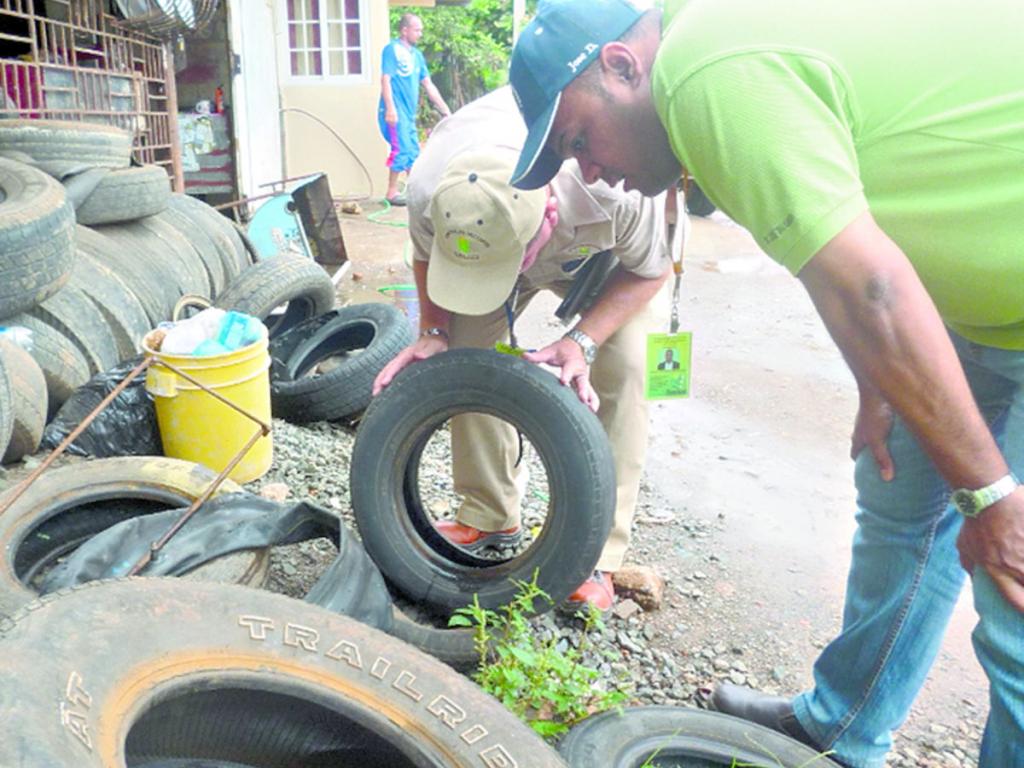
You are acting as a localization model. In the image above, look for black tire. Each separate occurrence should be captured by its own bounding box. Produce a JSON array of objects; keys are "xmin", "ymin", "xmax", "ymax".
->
[
  {"xmin": 73, "ymin": 164, "xmax": 171, "ymax": 225},
  {"xmin": 350, "ymin": 348, "xmax": 616, "ymax": 613},
  {"xmin": 67, "ymin": 252, "xmax": 151, "ymax": 360},
  {"xmin": 270, "ymin": 304, "xmax": 413, "ymax": 422},
  {"xmin": 0, "ymin": 342, "xmax": 13, "ymax": 462},
  {"xmin": 0, "ymin": 579, "xmax": 568, "ymax": 768},
  {"xmin": 28, "ymin": 285, "xmax": 120, "ymax": 375},
  {"xmin": 559, "ymin": 707, "xmax": 843, "ymax": 768},
  {"xmin": 389, "ymin": 608, "xmax": 481, "ymax": 670},
  {"xmin": 153, "ymin": 205, "xmax": 227, "ymax": 297},
  {"xmin": 93, "ymin": 216, "xmax": 212, "ymax": 304},
  {"xmin": 8, "ymin": 314, "xmax": 91, "ymax": 414},
  {"xmin": 0, "ymin": 157, "xmax": 76, "ymax": 320},
  {"xmin": 0, "ymin": 457, "xmax": 257, "ymax": 621},
  {"xmin": 684, "ymin": 181, "xmax": 717, "ymax": 217},
  {"xmin": 215, "ymin": 255, "xmax": 335, "ymax": 337},
  {"xmin": 168, "ymin": 193, "xmax": 250, "ymax": 279},
  {"xmin": 0, "ymin": 119, "xmax": 132, "ymax": 178},
  {"xmin": 0, "ymin": 339, "xmax": 46, "ymax": 464},
  {"xmin": 77, "ymin": 224, "xmax": 176, "ymax": 326}
]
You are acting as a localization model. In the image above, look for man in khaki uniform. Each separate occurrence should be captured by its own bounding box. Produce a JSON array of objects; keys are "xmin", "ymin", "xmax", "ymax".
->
[{"xmin": 373, "ymin": 86, "xmax": 680, "ymax": 610}]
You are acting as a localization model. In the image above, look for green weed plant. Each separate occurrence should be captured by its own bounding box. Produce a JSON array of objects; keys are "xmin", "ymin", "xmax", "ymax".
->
[{"xmin": 449, "ymin": 572, "xmax": 629, "ymax": 738}]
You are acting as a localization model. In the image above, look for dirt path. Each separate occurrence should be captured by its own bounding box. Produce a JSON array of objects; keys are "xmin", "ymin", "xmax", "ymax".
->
[{"xmin": 338, "ymin": 201, "xmax": 988, "ymax": 764}]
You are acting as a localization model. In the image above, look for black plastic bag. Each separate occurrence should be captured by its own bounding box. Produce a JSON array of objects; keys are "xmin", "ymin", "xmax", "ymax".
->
[
  {"xmin": 39, "ymin": 493, "xmax": 394, "ymax": 632},
  {"xmin": 41, "ymin": 355, "xmax": 162, "ymax": 457}
]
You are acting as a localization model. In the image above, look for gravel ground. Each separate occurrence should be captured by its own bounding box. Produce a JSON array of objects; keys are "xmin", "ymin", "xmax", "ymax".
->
[{"xmin": 246, "ymin": 416, "xmax": 985, "ymax": 768}]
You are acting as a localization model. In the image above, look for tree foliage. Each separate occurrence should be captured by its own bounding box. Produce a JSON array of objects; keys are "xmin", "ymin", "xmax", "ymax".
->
[{"xmin": 390, "ymin": 0, "xmax": 537, "ymax": 119}]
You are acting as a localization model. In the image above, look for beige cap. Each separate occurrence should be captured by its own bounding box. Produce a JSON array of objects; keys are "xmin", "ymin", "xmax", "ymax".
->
[{"xmin": 427, "ymin": 149, "xmax": 547, "ymax": 315}]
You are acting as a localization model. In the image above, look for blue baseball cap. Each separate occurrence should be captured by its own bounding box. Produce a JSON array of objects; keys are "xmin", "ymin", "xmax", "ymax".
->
[{"xmin": 509, "ymin": 0, "xmax": 644, "ymax": 189}]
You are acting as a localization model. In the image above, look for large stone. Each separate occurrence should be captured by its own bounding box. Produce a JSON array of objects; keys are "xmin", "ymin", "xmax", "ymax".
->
[
  {"xmin": 259, "ymin": 482, "xmax": 290, "ymax": 502},
  {"xmin": 613, "ymin": 565, "xmax": 666, "ymax": 611}
]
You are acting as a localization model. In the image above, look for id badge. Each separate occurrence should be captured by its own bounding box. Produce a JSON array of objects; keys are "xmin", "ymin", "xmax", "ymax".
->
[{"xmin": 645, "ymin": 332, "xmax": 692, "ymax": 399}]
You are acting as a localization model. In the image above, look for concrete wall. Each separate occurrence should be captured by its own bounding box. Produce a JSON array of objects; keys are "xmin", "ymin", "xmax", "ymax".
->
[{"xmin": 276, "ymin": 0, "xmax": 391, "ymax": 201}]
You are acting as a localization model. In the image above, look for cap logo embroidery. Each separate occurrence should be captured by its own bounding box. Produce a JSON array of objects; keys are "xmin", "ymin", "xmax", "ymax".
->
[
  {"xmin": 568, "ymin": 43, "xmax": 598, "ymax": 73},
  {"xmin": 456, "ymin": 236, "xmax": 472, "ymax": 255}
]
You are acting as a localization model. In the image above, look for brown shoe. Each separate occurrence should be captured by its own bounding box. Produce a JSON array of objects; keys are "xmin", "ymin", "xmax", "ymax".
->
[
  {"xmin": 561, "ymin": 571, "xmax": 615, "ymax": 614},
  {"xmin": 435, "ymin": 520, "xmax": 521, "ymax": 553}
]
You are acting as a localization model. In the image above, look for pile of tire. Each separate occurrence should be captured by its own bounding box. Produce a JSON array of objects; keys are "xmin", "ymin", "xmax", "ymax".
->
[{"xmin": 0, "ymin": 118, "xmax": 340, "ymax": 465}]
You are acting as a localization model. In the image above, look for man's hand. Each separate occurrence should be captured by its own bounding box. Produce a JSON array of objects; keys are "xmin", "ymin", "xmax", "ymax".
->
[
  {"xmin": 385, "ymin": 107, "xmax": 398, "ymax": 125},
  {"xmin": 372, "ymin": 335, "xmax": 448, "ymax": 395},
  {"xmin": 958, "ymin": 488, "xmax": 1024, "ymax": 612},
  {"xmin": 523, "ymin": 338, "xmax": 600, "ymax": 412},
  {"xmin": 851, "ymin": 387, "xmax": 895, "ymax": 481}
]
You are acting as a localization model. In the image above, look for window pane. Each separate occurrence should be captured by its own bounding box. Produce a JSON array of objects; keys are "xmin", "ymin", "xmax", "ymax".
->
[
  {"xmin": 326, "ymin": 0, "xmax": 341, "ymax": 20},
  {"xmin": 345, "ymin": 0, "xmax": 358, "ymax": 20},
  {"xmin": 306, "ymin": 0, "xmax": 319, "ymax": 21},
  {"xmin": 289, "ymin": 23, "xmax": 306, "ymax": 48},
  {"xmin": 328, "ymin": 50, "xmax": 345, "ymax": 76},
  {"xmin": 347, "ymin": 50, "xmax": 361, "ymax": 75},
  {"xmin": 308, "ymin": 22, "xmax": 320, "ymax": 48},
  {"xmin": 310, "ymin": 50, "xmax": 323, "ymax": 75},
  {"xmin": 287, "ymin": 0, "xmax": 297, "ymax": 21},
  {"xmin": 327, "ymin": 22, "xmax": 343, "ymax": 48},
  {"xmin": 291, "ymin": 51, "xmax": 305, "ymax": 75},
  {"xmin": 345, "ymin": 22, "xmax": 360, "ymax": 47}
]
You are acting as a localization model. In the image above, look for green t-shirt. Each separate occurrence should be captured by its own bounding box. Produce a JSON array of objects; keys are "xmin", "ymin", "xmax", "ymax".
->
[{"xmin": 652, "ymin": 0, "xmax": 1024, "ymax": 349}]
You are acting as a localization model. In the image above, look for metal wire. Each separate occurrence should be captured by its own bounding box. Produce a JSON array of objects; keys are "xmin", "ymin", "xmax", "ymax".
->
[{"xmin": 111, "ymin": 0, "xmax": 220, "ymax": 38}]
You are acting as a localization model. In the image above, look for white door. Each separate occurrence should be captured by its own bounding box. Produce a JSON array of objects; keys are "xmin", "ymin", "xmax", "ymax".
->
[{"xmin": 228, "ymin": 0, "xmax": 285, "ymax": 202}]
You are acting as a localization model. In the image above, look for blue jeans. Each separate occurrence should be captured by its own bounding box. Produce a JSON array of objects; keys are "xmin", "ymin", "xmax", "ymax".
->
[{"xmin": 793, "ymin": 332, "xmax": 1024, "ymax": 767}]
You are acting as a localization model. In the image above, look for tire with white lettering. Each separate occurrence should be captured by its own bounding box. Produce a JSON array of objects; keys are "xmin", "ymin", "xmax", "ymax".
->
[
  {"xmin": 559, "ymin": 707, "xmax": 842, "ymax": 768},
  {"xmin": 350, "ymin": 348, "xmax": 616, "ymax": 613},
  {"xmin": 0, "ymin": 579, "xmax": 568, "ymax": 768},
  {"xmin": 0, "ymin": 457, "xmax": 261, "ymax": 622}
]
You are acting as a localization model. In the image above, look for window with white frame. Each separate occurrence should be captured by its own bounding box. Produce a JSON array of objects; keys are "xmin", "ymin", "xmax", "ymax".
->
[{"xmin": 285, "ymin": 0, "xmax": 364, "ymax": 79}]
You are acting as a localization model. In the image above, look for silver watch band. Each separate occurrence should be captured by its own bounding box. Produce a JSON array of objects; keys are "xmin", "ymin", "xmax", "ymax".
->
[
  {"xmin": 420, "ymin": 326, "xmax": 449, "ymax": 340},
  {"xmin": 565, "ymin": 328, "xmax": 598, "ymax": 364}
]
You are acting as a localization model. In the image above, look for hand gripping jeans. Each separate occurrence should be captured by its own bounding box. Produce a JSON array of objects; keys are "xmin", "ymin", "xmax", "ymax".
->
[{"xmin": 792, "ymin": 332, "xmax": 1024, "ymax": 767}]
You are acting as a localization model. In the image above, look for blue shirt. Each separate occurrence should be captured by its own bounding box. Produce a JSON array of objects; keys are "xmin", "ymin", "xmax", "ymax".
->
[{"xmin": 380, "ymin": 39, "xmax": 429, "ymax": 123}]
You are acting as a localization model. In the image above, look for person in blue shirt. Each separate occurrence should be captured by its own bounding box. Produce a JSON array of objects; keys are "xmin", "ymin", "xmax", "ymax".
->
[{"xmin": 378, "ymin": 13, "xmax": 451, "ymax": 206}]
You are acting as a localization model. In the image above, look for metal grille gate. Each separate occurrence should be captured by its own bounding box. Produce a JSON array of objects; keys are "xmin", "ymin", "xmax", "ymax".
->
[{"xmin": 0, "ymin": 0, "xmax": 183, "ymax": 188}]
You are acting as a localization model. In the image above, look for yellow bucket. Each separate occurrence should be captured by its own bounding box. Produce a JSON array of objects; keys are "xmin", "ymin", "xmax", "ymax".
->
[{"xmin": 143, "ymin": 325, "xmax": 273, "ymax": 483}]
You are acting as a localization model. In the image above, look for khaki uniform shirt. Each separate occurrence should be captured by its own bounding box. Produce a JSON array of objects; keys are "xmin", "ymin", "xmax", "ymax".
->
[{"xmin": 407, "ymin": 86, "xmax": 676, "ymax": 295}]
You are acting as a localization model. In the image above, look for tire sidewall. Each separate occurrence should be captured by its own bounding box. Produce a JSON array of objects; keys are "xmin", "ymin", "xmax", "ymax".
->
[{"xmin": 351, "ymin": 349, "xmax": 615, "ymax": 611}]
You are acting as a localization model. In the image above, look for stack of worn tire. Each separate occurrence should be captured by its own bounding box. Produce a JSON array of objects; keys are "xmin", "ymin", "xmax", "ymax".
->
[{"xmin": 0, "ymin": 118, "xmax": 340, "ymax": 464}]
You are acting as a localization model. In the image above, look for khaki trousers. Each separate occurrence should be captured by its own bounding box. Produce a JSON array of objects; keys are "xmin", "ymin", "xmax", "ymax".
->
[{"xmin": 448, "ymin": 284, "xmax": 660, "ymax": 573}]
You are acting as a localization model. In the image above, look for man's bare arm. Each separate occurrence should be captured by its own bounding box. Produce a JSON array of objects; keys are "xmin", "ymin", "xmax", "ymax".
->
[
  {"xmin": 380, "ymin": 74, "xmax": 397, "ymax": 124},
  {"xmin": 421, "ymin": 76, "xmax": 451, "ymax": 117},
  {"xmin": 798, "ymin": 210, "xmax": 1024, "ymax": 609}
]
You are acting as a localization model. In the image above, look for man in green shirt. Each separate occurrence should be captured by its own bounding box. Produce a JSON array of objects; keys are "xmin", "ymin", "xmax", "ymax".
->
[{"xmin": 509, "ymin": 1, "xmax": 1024, "ymax": 766}]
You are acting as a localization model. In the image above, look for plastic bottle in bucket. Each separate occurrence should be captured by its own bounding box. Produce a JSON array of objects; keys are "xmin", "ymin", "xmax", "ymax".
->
[{"xmin": 143, "ymin": 314, "xmax": 273, "ymax": 483}]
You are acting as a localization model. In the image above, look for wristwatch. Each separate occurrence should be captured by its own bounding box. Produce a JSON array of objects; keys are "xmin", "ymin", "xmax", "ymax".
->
[
  {"xmin": 950, "ymin": 473, "xmax": 1020, "ymax": 518},
  {"xmin": 564, "ymin": 328, "xmax": 598, "ymax": 365},
  {"xmin": 420, "ymin": 326, "xmax": 449, "ymax": 341}
]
